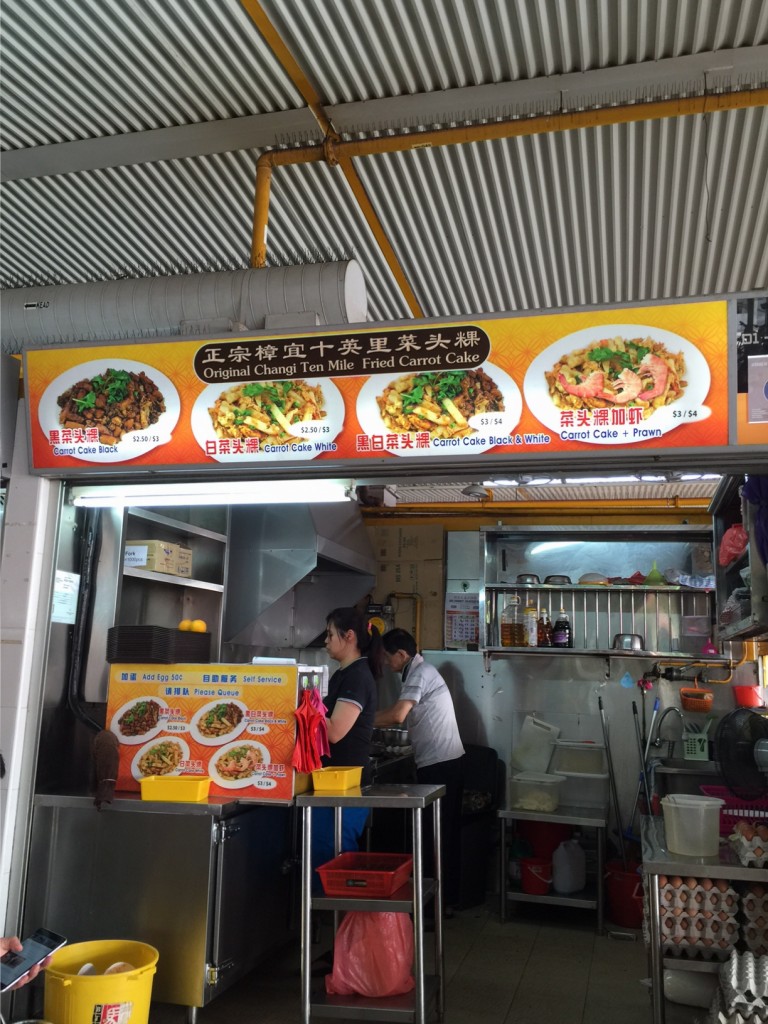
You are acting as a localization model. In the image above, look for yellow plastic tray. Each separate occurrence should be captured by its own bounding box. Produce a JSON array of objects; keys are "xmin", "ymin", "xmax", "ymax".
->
[
  {"xmin": 311, "ymin": 766, "xmax": 362, "ymax": 791},
  {"xmin": 140, "ymin": 775, "xmax": 211, "ymax": 802}
]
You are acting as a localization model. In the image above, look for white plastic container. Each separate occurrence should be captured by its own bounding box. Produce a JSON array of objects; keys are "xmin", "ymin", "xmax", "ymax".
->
[
  {"xmin": 552, "ymin": 839, "xmax": 586, "ymax": 893},
  {"xmin": 508, "ymin": 772, "xmax": 565, "ymax": 812},
  {"xmin": 661, "ymin": 795, "xmax": 725, "ymax": 857},
  {"xmin": 550, "ymin": 741, "xmax": 606, "ymax": 775}
]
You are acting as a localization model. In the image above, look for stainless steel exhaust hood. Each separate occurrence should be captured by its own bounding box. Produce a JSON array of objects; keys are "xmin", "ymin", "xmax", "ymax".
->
[{"xmin": 224, "ymin": 503, "xmax": 376, "ymax": 649}]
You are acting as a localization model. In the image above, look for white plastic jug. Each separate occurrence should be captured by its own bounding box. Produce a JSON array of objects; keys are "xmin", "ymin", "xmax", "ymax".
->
[{"xmin": 552, "ymin": 839, "xmax": 586, "ymax": 894}]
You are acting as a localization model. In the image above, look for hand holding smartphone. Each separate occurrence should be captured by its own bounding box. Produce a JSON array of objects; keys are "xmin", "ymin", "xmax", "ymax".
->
[{"xmin": 0, "ymin": 928, "xmax": 67, "ymax": 992}]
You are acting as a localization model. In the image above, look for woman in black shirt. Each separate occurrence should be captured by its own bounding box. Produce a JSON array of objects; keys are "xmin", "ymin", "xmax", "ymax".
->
[{"xmin": 312, "ymin": 607, "xmax": 383, "ymax": 874}]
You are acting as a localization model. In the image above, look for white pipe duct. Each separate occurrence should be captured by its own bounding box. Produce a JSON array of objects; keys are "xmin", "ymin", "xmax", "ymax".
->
[{"xmin": 0, "ymin": 261, "xmax": 367, "ymax": 350}]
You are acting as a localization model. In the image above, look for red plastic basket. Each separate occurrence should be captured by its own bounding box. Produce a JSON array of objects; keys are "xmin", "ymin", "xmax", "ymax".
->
[
  {"xmin": 700, "ymin": 785, "xmax": 768, "ymax": 835},
  {"xmin": 316, "ymin": 852, "xmax": 413, "ymax": 897}
]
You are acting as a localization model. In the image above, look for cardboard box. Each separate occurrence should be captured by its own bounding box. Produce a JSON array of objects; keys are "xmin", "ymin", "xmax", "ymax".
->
[
  {"xmin": 124, "ymin": 539, "xmax": 178, "ymax": 575},
  {"xmin": 368, "ymin": 524, "xmax": 444, "ymax": 562},
  {"xmin": 175, "ymin": 545, "xmax": 193, "ymax": 577},
  {"xmin": 124, "ymin": 539, "xmax": 193, "ymax": 578},
  {"xmin": 374, "ymin": 559, "xmax": 444, "ymax": 650}
]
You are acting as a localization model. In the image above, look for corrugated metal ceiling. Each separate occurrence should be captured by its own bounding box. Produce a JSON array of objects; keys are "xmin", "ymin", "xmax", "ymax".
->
[
  {"xmin": 2, "ymin": 1, "xmax": 764, "ymax": 502},
  {"xmin": 1, "ymin": 0, "xmax": 766, "ymax": 321}
]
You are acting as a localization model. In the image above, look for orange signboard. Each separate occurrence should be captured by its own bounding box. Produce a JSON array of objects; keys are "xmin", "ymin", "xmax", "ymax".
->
[
  {"xmin": 106, "ymin": 663, "xmax": 299, "ymax": 801},
  {"xmin": 24, "ymin": 300, "xmax": 737, "ymax": 472}
]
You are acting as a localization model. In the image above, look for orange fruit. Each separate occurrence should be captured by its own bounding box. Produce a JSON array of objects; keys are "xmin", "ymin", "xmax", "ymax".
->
[
  {"xmin": 190, "ymin": 619, "xmax": 208, "ymax": 633},
  {"xmin": 178, "ymin": 619, "xmax": 193, "ymax": 631}
]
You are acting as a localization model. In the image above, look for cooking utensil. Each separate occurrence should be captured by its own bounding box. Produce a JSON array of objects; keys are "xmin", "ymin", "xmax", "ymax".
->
[
  {"xmin": 598, "ymin": 695, "xmax": 627, "ymax": 869},
  {"xmin": 516, "ymin": 573, "xmax": 540, "ymax": 584},
  {"xmin": 544, "ymin": 574, "xmax": 571, "ymax": 584},
  {"xmin": 612, "ymin": 633, "xmax": 645, "ymax": 651}
]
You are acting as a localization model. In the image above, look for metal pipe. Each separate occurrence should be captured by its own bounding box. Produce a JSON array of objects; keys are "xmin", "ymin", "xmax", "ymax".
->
[
  {"xmin": 389, "ymin": 591, "xmax": 423, "ymax": 650},
  {"xmin": 252, "ymin": 87, "xmax": 767, "ymax": 268},
  {"xmin": 632, "ymin": 702, "xmax": 653, "ymax": 812},
  {"xmin": 598, "ymin": 694, "xmax": 627, "ymax": 869}
]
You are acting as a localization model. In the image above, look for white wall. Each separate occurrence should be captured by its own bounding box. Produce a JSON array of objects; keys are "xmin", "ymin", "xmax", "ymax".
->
[{"xmin": 0, "ymin": 400, "xmax": 59, "ymax": 932}]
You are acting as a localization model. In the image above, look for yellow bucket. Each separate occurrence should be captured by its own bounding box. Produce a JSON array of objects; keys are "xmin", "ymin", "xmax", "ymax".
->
[{"xmin": 44, "ymin": 940, "xmax": 158, "ymax": 1024}]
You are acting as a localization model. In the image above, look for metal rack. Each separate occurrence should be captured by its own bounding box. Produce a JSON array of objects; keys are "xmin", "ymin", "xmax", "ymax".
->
[
  {"xmin": 483, "ymin": 583, "xmax": 714, "ymax": 656},
  {"xmin": 498, "ymin": 804, "xmax": 607, "ymax": 933},
  {"xmin": 297, "ymin": 784, "xmax": 445, "ymax": 1024}
]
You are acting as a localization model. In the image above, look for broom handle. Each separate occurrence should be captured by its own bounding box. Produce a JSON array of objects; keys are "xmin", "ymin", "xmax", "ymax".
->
[{"xmin": 598, "ymin": 695, "xmax": 627, "ymax": 869}]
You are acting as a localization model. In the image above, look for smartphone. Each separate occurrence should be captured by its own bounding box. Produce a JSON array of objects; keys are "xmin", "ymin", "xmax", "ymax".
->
[{"xmin": 0, "ymin": 928, "xmax": 67, "ymax": 992}]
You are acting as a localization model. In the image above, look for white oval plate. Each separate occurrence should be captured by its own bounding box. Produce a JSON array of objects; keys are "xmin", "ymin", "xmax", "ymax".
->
[
  {"xmin": 355, "ymin": 363, "xmax": 522, "ymax": 457},
  {"xmin": 189, "ymin": 698, "xmax": 249, "ymax": 747},
  {"xmin": 190, "ymin": 379, "xmax": 344, "ymax": 462},
  {"xmin": 37, "ymin": 359, "xmax": 180, "ymax": 462},
  {"xmin": 208, "ymin": 739, "xmax": 271, "ymax": 789},
  {"xmin": 131, "ymin": 737, "xmax": 190, "ymax": 780},
  {"xmin": 109, "ymin": 696, "xmax": 169, "ymax": 745},
  {"xmin": 523, "ymin": 325, "xmax": 711, "ymax": 444}
]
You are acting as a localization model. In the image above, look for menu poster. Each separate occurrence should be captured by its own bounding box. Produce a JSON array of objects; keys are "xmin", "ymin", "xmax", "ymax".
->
[
  {"xmin": 107, "ymin": 663, "xmax": 299, "ymax": 801},
  {"xmin": 444, "ymin": 592, "xmax": 480, "ymax": 647},
  {"xmin": 24, "ymin": 300, "xmax": 730, "ymax": 473},
  {"xmin": 734, "ymin": 296, "xmax": 768, "ymax": 446}
]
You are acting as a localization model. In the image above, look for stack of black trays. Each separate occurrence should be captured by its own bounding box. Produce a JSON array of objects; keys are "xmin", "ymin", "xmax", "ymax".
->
[{"xmin": 107, "ymin": 625, "xmax": 211, "ymax": 664}]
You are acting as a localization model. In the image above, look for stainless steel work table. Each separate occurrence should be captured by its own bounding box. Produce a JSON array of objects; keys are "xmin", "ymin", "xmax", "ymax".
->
[
  {"xmin": 498, "ymin": 804, "xmax": 607, "ymax": 933},
  {"xmin": 296, "ymin": 784, "xmax": 445, "ymax": 1024},
  {"xmin": 641, "ymin": 814, "xmax": 768, "ymax": 1024}
]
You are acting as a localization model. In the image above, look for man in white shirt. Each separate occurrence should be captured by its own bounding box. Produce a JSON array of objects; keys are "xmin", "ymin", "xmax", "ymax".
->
[{"xmin": 376, "ymin": 629, "xmax": 465, "ymax": 913}]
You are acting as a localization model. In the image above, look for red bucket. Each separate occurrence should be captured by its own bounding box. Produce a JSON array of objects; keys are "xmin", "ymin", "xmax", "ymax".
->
[
  {"xmin": 605, "ymin": 860, "xmax": 643, "ymax": 928},
  {"xmin": 517, "ymin": 821, "xmax": 572, "ymax": 858},
  {"xmin": 520, "ymin": 857, "xmax": 552, "ymax": 895}
]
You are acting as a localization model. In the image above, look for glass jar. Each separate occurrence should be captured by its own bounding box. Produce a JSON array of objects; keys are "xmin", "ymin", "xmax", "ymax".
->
[
  {"xmin": 523, "ymin": 602, "xmax": 538, "ymax": 647},
  {"xmin": 500, "ymin": 596, "xmax": 525, "ymax": 646}
]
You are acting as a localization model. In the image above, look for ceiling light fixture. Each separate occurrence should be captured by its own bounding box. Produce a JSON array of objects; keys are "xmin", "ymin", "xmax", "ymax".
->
[
  {"xmin": 71, "ymin": 479, "xmax": 354, "ymax": 508},
  {"xmin": 461, "ymin": 483, "xmax": 489, "ymax": 500}
]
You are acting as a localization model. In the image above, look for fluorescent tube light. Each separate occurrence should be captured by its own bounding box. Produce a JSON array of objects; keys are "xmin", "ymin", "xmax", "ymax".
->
[{"xmin": 71, "ymin": 479, "xmax": 353, "ymax": 508}]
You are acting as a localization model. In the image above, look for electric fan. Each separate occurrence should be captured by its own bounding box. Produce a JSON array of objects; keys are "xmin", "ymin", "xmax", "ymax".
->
[{"xmin": 714, "ymin": 708, "xmax": 768, "ymax": 801}]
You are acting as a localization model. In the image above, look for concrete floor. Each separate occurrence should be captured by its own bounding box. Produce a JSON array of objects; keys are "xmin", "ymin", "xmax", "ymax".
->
[{"xmin": 147, "ymin": 901, "xmax": 702, "ymax": 1024}]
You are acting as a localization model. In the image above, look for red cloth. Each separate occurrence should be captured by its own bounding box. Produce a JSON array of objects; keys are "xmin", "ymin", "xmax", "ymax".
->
[{"xmin": 292, "ymin": 687, "xmax": 329, "ymax": 773}]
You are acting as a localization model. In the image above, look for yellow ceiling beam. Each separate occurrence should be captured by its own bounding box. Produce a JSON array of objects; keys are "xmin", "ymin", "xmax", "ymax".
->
[{"xmin": 240, "ymin": 0, "xmax": 423, "ymax": 315}]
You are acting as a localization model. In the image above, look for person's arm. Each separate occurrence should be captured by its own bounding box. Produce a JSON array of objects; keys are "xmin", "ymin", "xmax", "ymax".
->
[
  {"xmin": 375, "ymin": 699, "xmax": 415, "ymax": 727},
  {"xmin": 326, "ymin": 699, "xmax": 362, "ymax": 744},
  {"xmin": 0, "ymin": 936, "xmax": 52, "ymax": 989}
]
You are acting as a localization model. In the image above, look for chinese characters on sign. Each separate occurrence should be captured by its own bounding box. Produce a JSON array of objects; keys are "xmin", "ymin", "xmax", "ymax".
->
[{"xmin": 192, "ymin": 326, "xmax": 492, "ymax": 382}]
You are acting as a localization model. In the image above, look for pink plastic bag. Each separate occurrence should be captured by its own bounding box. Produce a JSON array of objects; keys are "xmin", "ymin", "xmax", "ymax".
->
[
  {"xmin": 325, "ymin": 911, "xmax": 415, "ymax": 997},
  {"xmin": 718, "ymin": 523, "xmax": 748, "ymax": 566}
]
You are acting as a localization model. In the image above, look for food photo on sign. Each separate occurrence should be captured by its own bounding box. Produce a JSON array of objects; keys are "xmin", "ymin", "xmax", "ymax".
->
[
  {"xmin": 23, "ymin": 299, "xmax": 729, "ymax": 471},
  {"xmin": 37, "ymin": 359, "xmax": 180, "ymax": 462},
  {"xmin": 522, "ymin": 324, "xmax": 712, "ymax": 446}
]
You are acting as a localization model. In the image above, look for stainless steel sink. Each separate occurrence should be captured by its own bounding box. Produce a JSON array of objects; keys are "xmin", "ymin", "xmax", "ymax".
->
[{"xmin": 652, "ymin": 758, "xmax": 722, "ymax": 797}]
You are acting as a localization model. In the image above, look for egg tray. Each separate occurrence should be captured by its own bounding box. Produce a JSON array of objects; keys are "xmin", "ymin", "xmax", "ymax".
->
[
  {"xmin": 743, "ymin": 888, "xmax": 768, "ymax": 920},
  {"xmin": 663, "ymin": 917, "xmax": 741, "ymax": 954},
  {"xmin": 663, "ymin": 938, "xmax": 739, "ymax": 961},
  {"xmin": 719, "ymin": 950, "xmax": 768, "ymax": 1019},
  {"xmin": 706, "ymin": 988, "xmax": 768, "ymax": 1024},
  {"xmin": 743, "ymin": 924, "xmax": 767, "ymax": 957},
  {"xmin": 728, "ymin": 832, "xmax": 768, "ymax": 869},
  {"xmin": 660, "ymin": 881, "xmax": 740, "ymax": 914}
]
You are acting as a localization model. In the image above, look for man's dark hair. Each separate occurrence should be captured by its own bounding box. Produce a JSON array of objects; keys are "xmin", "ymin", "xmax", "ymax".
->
[{"xmin": 382, "ymin": 628, "xmax": 417, "ymax": 657}]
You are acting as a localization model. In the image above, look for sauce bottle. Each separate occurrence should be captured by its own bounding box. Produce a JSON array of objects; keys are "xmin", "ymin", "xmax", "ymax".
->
[
  {"xmin": 500, "ymin": 596, "xmax": 525, "ymax": 647},
  {"xmin": 537, "ymin": 609, "xmax": 553, "ymax": 647},
  {"xmin": 552, "ymin": 607, "xmax": 572, "ymax": 648},
  {"xmin": 523, "ymin": 602, "xmax": 538, "ymax": 647}
]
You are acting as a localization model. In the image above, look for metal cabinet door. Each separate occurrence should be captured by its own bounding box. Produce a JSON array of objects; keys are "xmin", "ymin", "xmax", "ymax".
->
[{"xmin": 208, "ymin": 805, "xmax": 293, "ymax": 998}]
